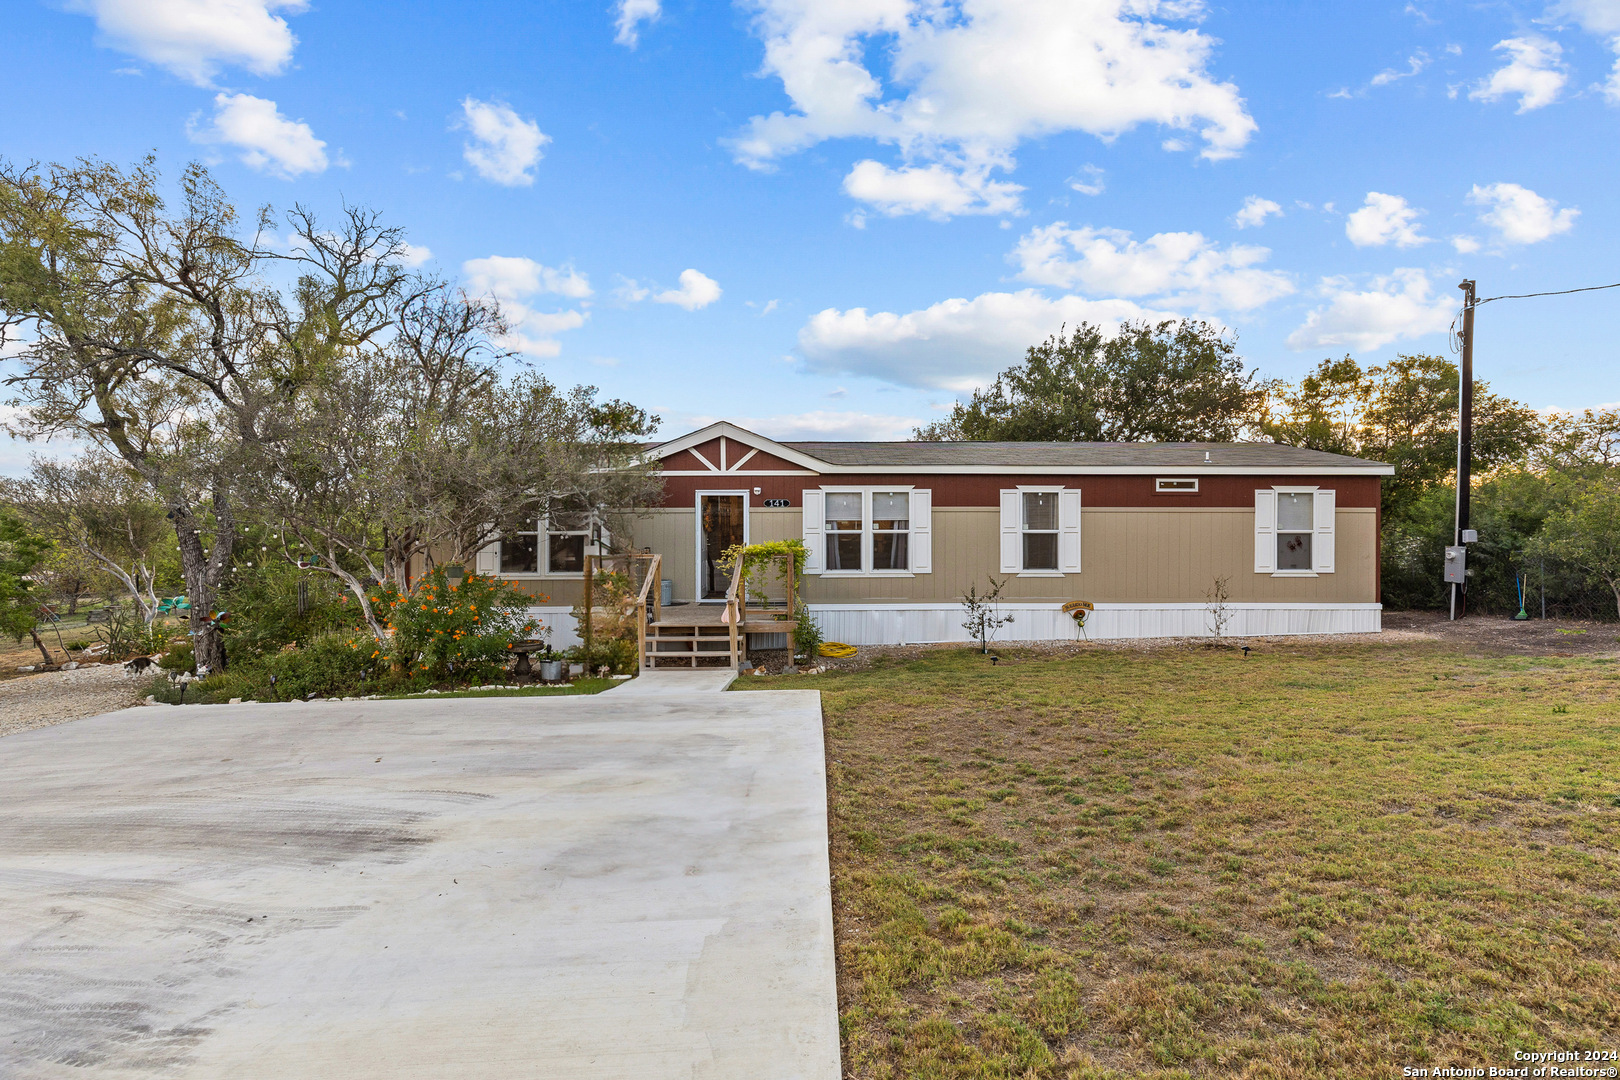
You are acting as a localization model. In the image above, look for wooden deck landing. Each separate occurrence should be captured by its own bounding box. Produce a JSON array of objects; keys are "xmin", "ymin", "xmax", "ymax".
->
[{"xmin": 645, "ymin": 603, "xmax": 795, "ymax": 669}]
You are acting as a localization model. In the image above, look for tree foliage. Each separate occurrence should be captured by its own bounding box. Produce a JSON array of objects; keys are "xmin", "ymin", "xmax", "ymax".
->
[
  {"xmin": 916, "ymin": 320, "xmax": 1265, "ymax": 443},
  {"xmin": 0, "ymin": 511, "xmax": 53, "ymax": 662}
]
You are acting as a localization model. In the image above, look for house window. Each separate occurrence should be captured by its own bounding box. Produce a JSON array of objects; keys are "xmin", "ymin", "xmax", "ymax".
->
[
  {"xmin": 499, "ymin": 529, "xmax": 539, "ymax": 574},
  {"xmin": 1155, "ymin": 478, "xmax": 1199, "ymax": 494},
  {"xmin": 1022, "ymin": 491, "xmax": 1059, "ymax": 571},
  {"xmin": 546, "ymin": 500, "xmax": 591, "ymax": 575},
  {"xmin": 825, "ymin": 492, "xmax": 863, "ymax": 571},
  {"xmin": 872, "ymin": 492, "xmax": 910, "ymax": 571},
  {"xmin": 1276, "ymin": 492, "xmax": 1313, "ymax": 571}
]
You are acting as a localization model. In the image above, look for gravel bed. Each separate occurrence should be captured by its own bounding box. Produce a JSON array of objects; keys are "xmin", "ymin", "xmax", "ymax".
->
[{"xmin": 0, "ymin": 664, "xmax": 151, "ymax": 739}]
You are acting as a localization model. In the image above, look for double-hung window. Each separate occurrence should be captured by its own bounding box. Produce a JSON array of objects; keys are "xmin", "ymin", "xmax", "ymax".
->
[
  {"xmin": 1021, "ymin": 491, "xmax": 1059, "ymax": 572},
  {"xmin": 825, "ymin": 492, "xmax": 864, "ymax": 571},
  {"xmin": 871, "ymin": 492, "xmax": 910, "ymax": 570},
  {"xmin": 1275, "ymin": 492, "xmax": 1314, "ymax": 571}
]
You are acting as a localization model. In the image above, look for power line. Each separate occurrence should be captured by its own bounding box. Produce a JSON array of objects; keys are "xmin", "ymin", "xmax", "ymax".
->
[{"xmin": 1472, "ymin": 281, "xmax": 1620, "ymax": 307}]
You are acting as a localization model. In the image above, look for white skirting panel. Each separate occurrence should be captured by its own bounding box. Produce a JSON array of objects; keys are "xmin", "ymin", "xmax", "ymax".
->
[
  {"xmin": 805, "ymin": 602, "xmax": 1382, "ymax": 646},
  {"xmin": 524, "ymin": 607, "xmax": 583, "ymax": 649}
]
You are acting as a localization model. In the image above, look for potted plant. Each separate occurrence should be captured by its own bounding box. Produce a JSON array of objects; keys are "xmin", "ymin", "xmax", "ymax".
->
[{"xmin": 536, "ymin": 630, "xmax": 564, "ymax": 682}]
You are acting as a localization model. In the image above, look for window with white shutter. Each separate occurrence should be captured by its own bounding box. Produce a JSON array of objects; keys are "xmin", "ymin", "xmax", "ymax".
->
[{"xmin": 1257, "ymin": 487, "xmax": 1336, "ymax": 575}]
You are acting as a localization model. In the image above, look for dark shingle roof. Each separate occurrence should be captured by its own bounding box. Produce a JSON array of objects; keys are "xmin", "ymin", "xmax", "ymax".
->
[{"xmin": 778, "ymin": 440, "xmax": 1387, "ymax": 470}]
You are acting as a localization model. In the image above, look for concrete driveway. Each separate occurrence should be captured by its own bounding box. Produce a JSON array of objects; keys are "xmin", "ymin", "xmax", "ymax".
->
[{"xmin": 0, "ymin": 690, "xmax": 838, "ymax": 1079}]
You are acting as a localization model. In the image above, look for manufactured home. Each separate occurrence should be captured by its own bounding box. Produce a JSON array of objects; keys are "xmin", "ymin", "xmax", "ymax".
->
[{"xmin": 477, "ymin": 421, "xmax": 1394, "ymax": 657}]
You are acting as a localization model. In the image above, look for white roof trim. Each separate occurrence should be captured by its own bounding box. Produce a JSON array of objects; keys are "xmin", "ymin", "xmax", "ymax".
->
[
  {"xmin": 643, "ymin": 421, "xmax": 832, "ymax": 472},
  {"xmin": 644, "ymin": 423, "xmax": 1395, "ymax": 477}
]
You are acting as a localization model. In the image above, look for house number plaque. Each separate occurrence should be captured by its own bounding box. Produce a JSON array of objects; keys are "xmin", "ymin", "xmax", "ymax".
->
[{"xmin": 762, "ymin": 499, "xmax": 791, "ymax": 507}]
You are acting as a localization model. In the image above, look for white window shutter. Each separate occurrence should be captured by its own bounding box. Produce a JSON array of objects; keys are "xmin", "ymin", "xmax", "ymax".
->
[
  {"xmin": 802, "ymin": 489, "xmax": 824, "ymax": 574},
  {"xmin": 476, "ymin": 543, "xmax": 499, "ymax": 575},
  {"xmin": 1059, "ymin": 488, "xmax": 1082, "ymax": 573},
  {"xmin": 910, "ymin": 489, "xmax": 932, "ymax": 573},
  {"xmin": 1313, "ymin": 488, "xmax": 1336, "ymax": 573},
  {"xmin": 1254, "ymin": 489, "xmax": 1276, "ymax": 573},
  {"xmin": 999, "ymin": 490, "xmax": 1021, "ymax": 573}
]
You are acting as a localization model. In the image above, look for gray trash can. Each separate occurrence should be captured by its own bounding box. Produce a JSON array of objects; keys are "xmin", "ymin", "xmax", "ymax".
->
[{"xmin": 661, "ymin": 579, "xmax": 674, "ymax": 606}]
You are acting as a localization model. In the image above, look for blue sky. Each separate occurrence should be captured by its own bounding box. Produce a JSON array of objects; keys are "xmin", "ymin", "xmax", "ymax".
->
[{"xmin": 5, "ymin": 0, "xmax": 1618, "ymax": 454}]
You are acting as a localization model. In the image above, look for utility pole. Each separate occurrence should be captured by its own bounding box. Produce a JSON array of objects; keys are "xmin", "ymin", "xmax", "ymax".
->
[{"xmin": 1451, "ymin": 279, "xmax": 1476, "ymax": 620}]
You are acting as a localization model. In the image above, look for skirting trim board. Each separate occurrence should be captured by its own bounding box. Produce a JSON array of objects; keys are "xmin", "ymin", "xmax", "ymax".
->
[
  {"xmin": 528, "ymin": 602, "xmax": 1382, "ymax": 650},
  {"xmin": 804, "ymin": 602, "xmax": 1382, "ymax": 646}
]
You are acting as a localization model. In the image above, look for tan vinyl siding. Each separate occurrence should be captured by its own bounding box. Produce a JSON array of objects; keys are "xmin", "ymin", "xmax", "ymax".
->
[{"xmin": 614, "ymin": 505, "xmax": 1377, "ymax": 605}]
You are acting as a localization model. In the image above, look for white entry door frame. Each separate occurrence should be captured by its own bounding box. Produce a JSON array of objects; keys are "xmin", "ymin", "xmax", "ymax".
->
[{"xmin": 695, "ymin": 490, "xmax": 750, "ymax": 602}]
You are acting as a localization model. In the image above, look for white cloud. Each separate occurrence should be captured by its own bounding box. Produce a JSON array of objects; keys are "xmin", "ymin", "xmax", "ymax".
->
[
  {"xmin": 187, "ymin": 93, "xmax": 328, "ymax": 178},
  {"xmin": 464, "ymin": 256, "xmax": 592, "ymax": 300},
  {"xmin": 797, "ymin": 289, "xmax": 1176, "ymax": 391},
  {"xmin": 613, "ymin": 0, "xmax": 661, "ymax": 47},
  {"xmin": 1011, "ymin": 223, "xmax": 1293, "ymax": 312},
  {"xmin": 1452, "ymin": 234, "xmax": 1482, "ymax": 254},
  {"xmin": 67, "ymin": 0, "xmax": 306, "ymax": 85},
  {"xmin": 462, "ymin": 256, "xmax": 591, "ymax": 357},
  {"xmin": 1068, "ymin": 165, "xmax": 1106, "ymax": 196},
  {"xmin": 613, "ymin": 276, "xmax": 651, "ymax": 303},
  {"xmin": 1344, "ymin": 192, "xmax": 1428, "ymax": 248},
  {"xmin": 842, "ymin": 160, "xmax": 1023, "ymax": 218},
  {"xmin": 398, "ymin": 242, "xmax": 433, "ymax": 268},
  {"xmin": 1466, "ymin": 182, "xmax": 1579, "ymax": 245},
  {"xmin": 1470, "ymin": 37, "xmax": 1567, "ymax": 112},
  {"xmin": 460, "ymin": 98, "xmax": 548, "ymax": 186},
  {"xmin": 730, "ymin": 0, "xmax": 1256, "ymax": 218},
  {"xmin": 1287, "ymin": 269, "xmax": 1455, "ymax": 352},
  {"xmin": 1232, "ymin": 195, "xmax": 1282, "ymax": 229},
  {"xmin": 1371, "ymin": 50, "xmax": 1430, "ymax": 86},
  {"xmin": 1550, "ymin": 1, "xmax": 1620, "ymax": 102},
  {"xmin": 654, "ymin": 269, "xmax": 722, "ymax": 311},
  {"xmin": 679, "ymin": 409, "xmax": 925, "ymax": 441}
]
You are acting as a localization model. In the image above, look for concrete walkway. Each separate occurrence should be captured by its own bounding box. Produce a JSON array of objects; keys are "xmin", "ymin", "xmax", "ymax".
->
[
  {"xmin": 608, "ymin": 669, "xmax": 738, "ymax": 695},
  {"xmin": 0, "ymin": 690, "xmax": 838, "ymax": 1079}
]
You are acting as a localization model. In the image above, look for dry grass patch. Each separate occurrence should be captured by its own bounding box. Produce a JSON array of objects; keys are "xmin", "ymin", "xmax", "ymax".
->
[{"xmin": 739, "ymin": 640, "xmax": 1620, "ymax": 1078}]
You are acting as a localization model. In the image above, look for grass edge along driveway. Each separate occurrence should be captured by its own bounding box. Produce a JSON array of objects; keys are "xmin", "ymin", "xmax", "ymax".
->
[{"xmin": 739, "ymin": 640, "xmax": 1620, "ymax": 1079}]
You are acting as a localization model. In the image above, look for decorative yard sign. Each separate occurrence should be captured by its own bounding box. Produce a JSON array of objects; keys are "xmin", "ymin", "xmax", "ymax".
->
[
  {"xmin": 763, "ymin": 499, "xmax": 791, "ymax": 507},
  {"xmin": 1062, "ymin": 600, "xmax": 1094, "ymax": 632}
]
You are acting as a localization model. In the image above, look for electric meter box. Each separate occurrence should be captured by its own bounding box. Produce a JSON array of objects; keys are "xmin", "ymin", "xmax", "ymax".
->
[{"xmin": 1444, "ymin": 545, "xmax": 1467, "ymax": 583}]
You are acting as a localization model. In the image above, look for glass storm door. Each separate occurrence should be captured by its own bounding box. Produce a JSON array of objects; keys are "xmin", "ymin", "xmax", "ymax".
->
[{"xmin": 700, "ymin": 494, "xmax": 746, "ymax": 599}]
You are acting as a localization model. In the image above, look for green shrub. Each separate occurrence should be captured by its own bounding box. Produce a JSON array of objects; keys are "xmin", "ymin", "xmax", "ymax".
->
[
  {"xmin": 566, "ymin": 637, "xmax": 639, "ymax": 676},
  {"xmin": 151, "ymin": 630, "xmax": 385, "ymax": 703},
  {"xmin": 793, "ymin": 599, "xmax": 824, "ymax": 659},
  {"xmin": 158, "ymin": 640, "xmax": 194, "ymax": 673},
  {"xmin": 380, "ymin": 568, "xmax": 536, "ymax": 683},
  {"xmin": 220, "ymin": 561, "xmax": 360, "ymax": 660}
]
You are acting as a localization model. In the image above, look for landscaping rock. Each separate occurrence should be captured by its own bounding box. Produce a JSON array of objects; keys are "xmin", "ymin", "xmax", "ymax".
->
[{"xmin": 1, "ymin": 664, "xmax": 151, "ymax": 739}]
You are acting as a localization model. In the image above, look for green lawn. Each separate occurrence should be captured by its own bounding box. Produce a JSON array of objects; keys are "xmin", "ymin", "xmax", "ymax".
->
[{"xmin": 739, "ymin": 641, "xmax": 1620, "ymax": 1078}]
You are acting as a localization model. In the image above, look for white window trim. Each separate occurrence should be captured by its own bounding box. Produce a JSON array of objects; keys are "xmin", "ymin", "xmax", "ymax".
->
[
  {"xmin": 1265, "ymin": 486, "xmax": 1329, "ymax": 578},
  {"xmin": 817, "ymin": 486, "xmax": 916, "ymax": 578},
  {"xmin": 1155, "ymin": 478, "xmax": 1199, "ymax": 494},
  {"xmin": 1015, "ymin": 485, "xmax": 1064, "ymax": 577}
]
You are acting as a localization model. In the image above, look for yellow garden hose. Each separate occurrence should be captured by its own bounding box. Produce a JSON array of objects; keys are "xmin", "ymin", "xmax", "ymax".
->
[{"xmin": 818, "ymin": 642, "xmax": 857, "ymax": 658}]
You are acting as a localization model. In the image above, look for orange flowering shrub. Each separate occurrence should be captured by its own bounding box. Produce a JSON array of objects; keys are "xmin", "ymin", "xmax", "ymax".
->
[{"xmin": 377, "ymin": 568, "xmax": 538, "ymax": 683}]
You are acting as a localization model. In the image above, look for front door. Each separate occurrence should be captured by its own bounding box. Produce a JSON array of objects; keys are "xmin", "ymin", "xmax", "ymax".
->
[{"xmin": 699, "ymin": 493, "xmax": 747, "ymax": 599}]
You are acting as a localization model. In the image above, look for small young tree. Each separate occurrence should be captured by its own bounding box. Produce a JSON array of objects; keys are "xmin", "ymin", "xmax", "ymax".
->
[
  {"xmin": 1206, "ymin": 575, "xmax": 1234, "ymax": 639},
  {"xmin": 960, "ymin": 576, "xmax": 1014, "ymax": 654},
  {"xmin": 0, "ymin": 511, "xmax": 54, "ymax": 663}
]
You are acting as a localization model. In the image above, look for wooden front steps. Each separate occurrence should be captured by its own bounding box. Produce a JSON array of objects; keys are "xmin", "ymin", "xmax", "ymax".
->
[{"xmin": 645, "ymin": 605, "xmax": 794, "ymax": 669}]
